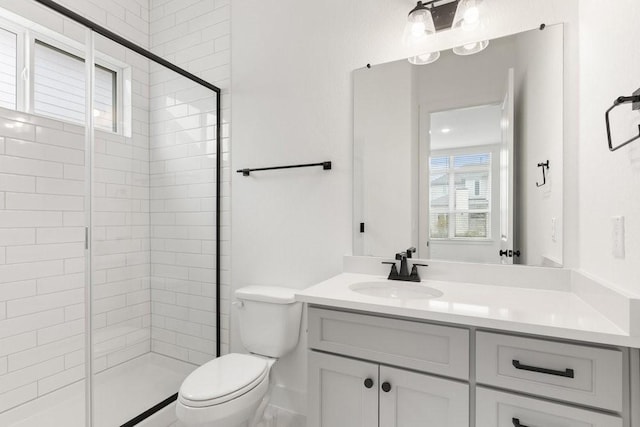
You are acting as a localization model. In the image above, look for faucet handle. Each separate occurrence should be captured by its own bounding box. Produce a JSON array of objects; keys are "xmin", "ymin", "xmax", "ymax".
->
[
  {"xmin": 409, "ymin": 263, "xmax": 428, "ymax": 281},
  {"xmin": 406, "ymin": 247, "xmax": 416, "ymax": 258},
  {"xmin": 382, "ymin": 261, "xmax": 399, "ymax": 279}
]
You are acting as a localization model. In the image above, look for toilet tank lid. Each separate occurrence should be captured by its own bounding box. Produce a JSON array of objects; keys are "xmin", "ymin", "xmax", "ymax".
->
[{"xmin": 235, "ymin": 286, "xmax": 297, "ymax": 304}]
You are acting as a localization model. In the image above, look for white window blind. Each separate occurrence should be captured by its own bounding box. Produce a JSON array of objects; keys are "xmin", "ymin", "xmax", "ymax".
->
[
  {"xmin": 34, "ymin": 41, "xmax": 85, "ymax": 124},
  {"xmin": 429, "ymin": 152, "xmax": 492, "ymax": 240},
  {"xmin": 0, "ymin": 27, "xmax": 17, "ymax": 110},
  {"xmin": 33, "ymin": 41, "xmax": 116, "ymax": 131},
  {"xmin": 94, "ymin": 65, "xmax": 116, "ymax": 131}
]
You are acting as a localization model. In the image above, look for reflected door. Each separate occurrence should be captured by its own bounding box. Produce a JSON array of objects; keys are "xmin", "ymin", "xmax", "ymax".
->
[{"xmin": 499, "ymin": 68, "xmax": 515, "ymax": 264}]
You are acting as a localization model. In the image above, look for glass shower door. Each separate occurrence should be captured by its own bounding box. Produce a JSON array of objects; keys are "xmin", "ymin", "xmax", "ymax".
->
[
  {"xmin": 0, "ymin": 2, "xmax": 89, "ymax": 426},
  {"xmin": 89, "ymin": 31, "xmax": 219, "ymax": 426}
]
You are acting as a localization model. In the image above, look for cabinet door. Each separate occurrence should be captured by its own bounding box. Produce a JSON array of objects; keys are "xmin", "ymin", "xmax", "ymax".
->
[
  {"xmin": 476, "ymin": 387, "xmax": 623, "ymax": 427},
  {"xmin": 379, "ymin": 365, "xmax": 469, "ymax": 427},
  {"xmin": 307, "ymin": 351, "xmax": 378, "ymax": 427}
]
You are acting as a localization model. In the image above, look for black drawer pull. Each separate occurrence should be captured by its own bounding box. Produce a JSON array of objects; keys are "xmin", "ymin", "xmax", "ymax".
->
[
  {"xmin": 364, "ymin": 378, "xmax": 373, "ymax": 389},
  {"xmin": 381, "ymin": 382, "xmax": 392, "ymax": 392},
  {"xmin": 512, "ymin": 359, "xmax": 574, "ymax": 378},
  {"xmin": 512, "ymin": 418, "xmax": 529, "ymax": 427}
]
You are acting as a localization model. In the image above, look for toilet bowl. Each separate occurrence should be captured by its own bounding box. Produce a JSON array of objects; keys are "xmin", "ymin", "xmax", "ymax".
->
[
  {"xmin": 176, "ymin": 353, "xmax": 275, "ymax": 427},
  {"xmin": 176, "ymin": 286, "xmax": 302, "ymax": 427}
]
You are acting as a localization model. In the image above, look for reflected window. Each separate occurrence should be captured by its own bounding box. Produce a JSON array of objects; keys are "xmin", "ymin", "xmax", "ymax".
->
[{"xmin": 429, "ymin": 152, "xmax": 492, "ymax": 240}]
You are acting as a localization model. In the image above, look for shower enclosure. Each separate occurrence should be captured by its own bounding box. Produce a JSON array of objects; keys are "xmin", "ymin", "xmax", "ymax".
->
[{"xmin": 0, "ymin": 1, "xmax": 221, "ymax": 425}]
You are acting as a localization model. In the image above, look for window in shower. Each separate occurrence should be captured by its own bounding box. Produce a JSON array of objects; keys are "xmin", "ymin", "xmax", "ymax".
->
[{"xmin": 0, "ymin": 20, "xmax": 122, "ymax": 133}]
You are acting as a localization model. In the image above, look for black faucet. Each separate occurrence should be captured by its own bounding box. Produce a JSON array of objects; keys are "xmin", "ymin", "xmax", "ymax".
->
[{"xmin": 382, "ymin": 247, "xmax": 428, "ymax": 282}]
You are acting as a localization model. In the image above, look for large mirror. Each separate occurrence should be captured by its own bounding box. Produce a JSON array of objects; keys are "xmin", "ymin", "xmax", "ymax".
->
[{"xmin": 353, "ymin": 24, "xmax": 563, "ymax": 266}]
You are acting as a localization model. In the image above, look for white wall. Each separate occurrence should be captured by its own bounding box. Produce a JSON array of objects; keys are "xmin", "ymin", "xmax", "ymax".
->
[
  {"xmin": 577, "ymin": 0, "xmax": 640, "ymax": 295},
  {"xmin": 231, "ymin": 0, "xmax": 579, "ymax": 415}
]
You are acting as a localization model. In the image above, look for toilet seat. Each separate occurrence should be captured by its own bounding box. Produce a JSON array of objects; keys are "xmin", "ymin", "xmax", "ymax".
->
[{"xmin": 179, "ymin": 353, "xmax": 269, "ymax": 408}]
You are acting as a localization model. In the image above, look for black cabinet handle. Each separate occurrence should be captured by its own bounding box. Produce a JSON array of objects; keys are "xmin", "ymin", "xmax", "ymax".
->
[
  {"xmin": 512, "ymin": 418, "xmax": 529, "ymax": 427},
  {"xmin": 512, "ymin": 360, "xmax": 575, "ymax": 378},
  {"xmin": 364, "ymin": 378, "xmax": 374, "ymax": 389},
  {"xmin": 381, "ymin": 382, "xmax": 391, "ymax": 392}
]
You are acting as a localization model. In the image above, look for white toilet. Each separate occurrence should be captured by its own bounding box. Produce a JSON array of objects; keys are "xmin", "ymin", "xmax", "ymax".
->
[{"xmin": 176, "ymin": 286, "xmax": 302, "ymax": 427}]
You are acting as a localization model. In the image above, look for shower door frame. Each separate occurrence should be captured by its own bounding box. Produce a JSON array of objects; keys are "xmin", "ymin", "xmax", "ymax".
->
[{"xmin": 31, "ymin": 1, "xmax": 223, "ymax": 425}]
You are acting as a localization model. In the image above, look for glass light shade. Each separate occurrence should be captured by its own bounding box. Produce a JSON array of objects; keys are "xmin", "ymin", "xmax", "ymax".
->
[
  {"xmin": 451, "ymin": 0, "xmax": 489, "ymax": 55},
  {"xmin": 408, "ymin": 51, "xmax": 441, "ymax": 65},
  {"xmin": 452, "ymin": 39, "xmax": 489, "ymax": 55},
  {"xmin": 452, "ymin": 0, "xmax": 486, "ymax": 32},
  {"xmin": 402, "ymin": 2, "xmax": 437, "ymax": 47}
]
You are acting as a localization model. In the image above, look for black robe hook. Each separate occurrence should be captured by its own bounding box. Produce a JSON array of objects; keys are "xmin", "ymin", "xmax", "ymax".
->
[{"xmin": 536, "ymin": 161, "xmax": 550, "ymax": 187}]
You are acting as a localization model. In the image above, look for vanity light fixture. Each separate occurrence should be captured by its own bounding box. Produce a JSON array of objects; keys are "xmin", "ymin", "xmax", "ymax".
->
[{"xmin": 403, "ymin": 0, "xmax": 489, "ymax": 65}]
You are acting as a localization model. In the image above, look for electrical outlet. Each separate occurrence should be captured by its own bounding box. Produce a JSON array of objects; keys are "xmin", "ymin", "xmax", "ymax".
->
[
  {"xmin": 612, "ymin": 216, "xmax": 625, "ymax": 259},
  {"xmin": 551, "ymin": 217, "xmax": 557, "ymax": 242}
]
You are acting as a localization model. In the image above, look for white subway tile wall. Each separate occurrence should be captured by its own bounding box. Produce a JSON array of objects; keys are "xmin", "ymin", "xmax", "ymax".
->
[
  {"xmin": 150, "ymin": 0, "xmax": 231, "ymax": 361},
  {"xmin": 0, "ymin": 111, "xmax": 87, "ymax": 413}
]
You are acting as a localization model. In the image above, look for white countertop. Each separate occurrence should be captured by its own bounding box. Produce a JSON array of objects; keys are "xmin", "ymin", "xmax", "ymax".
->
[{"xmin": 295, "ymin": 272, "xmax": 640, "ymax": 347}]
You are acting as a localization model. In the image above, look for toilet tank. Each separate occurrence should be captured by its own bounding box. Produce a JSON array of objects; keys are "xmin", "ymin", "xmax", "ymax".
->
[{"xmin": 235, "ymin": 286, "xmax": 302, "ymax": 358}]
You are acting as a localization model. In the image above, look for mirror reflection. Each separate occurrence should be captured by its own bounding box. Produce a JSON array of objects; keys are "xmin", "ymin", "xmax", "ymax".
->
[{"xmin": 353, "ymin": 24, "xmax": 563, "ymax": 266}]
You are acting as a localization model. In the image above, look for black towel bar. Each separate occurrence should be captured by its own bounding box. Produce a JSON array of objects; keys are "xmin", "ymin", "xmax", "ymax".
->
[{"xmin": 237, "ymin": 161, "xmax": 331, "ymax": 176}]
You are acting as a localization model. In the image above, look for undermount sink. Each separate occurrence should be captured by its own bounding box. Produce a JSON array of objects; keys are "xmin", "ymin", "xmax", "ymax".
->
[{"xmin": 349, "ymin": 281, "xmax": 443, "ymax": 300}]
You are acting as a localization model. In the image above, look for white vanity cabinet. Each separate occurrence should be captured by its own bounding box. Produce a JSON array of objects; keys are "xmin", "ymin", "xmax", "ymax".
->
[
  {"xmin": 308, "ymin": 349, "xmax": 469, "ymax": 427},
  {"xmin": 307, "ymin": 307, "xmax": 469, "ymax": 427},
  {"xmin": 306, "ymin": 306, "xmax": 632, "ymax": 427}
]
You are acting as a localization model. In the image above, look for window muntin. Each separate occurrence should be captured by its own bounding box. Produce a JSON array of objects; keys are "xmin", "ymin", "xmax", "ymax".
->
[{"xmin": 429, "ymin": 152, "xmax": 492, "ymax": 240}]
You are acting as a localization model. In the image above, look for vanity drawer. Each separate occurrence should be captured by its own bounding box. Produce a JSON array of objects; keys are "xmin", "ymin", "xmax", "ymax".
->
[
  {"xmin": 308, "ymin": 307, "xmax": 469, "ymax": 379},
  {"xmin": 476, "ymin": 331, "xmax": 623, "ymax": 411},
  {"xmin": 476, "ymin": 387, "xmax": 622, "ymax": 427}
]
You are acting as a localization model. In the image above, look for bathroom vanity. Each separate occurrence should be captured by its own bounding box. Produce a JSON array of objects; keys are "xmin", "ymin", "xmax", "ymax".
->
[{"xmin": 296, "ymin": 261, "xmax": 640, "ymax": 427}]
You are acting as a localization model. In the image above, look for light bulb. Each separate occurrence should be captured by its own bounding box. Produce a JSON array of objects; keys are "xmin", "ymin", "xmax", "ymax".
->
[
  {"xmin": 411, "ymin": 21, "xmax": 427, "ymax": 38},
  {"xmin": 462, "ymin": 6, "xmax": 480, "ymax": 30}
]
